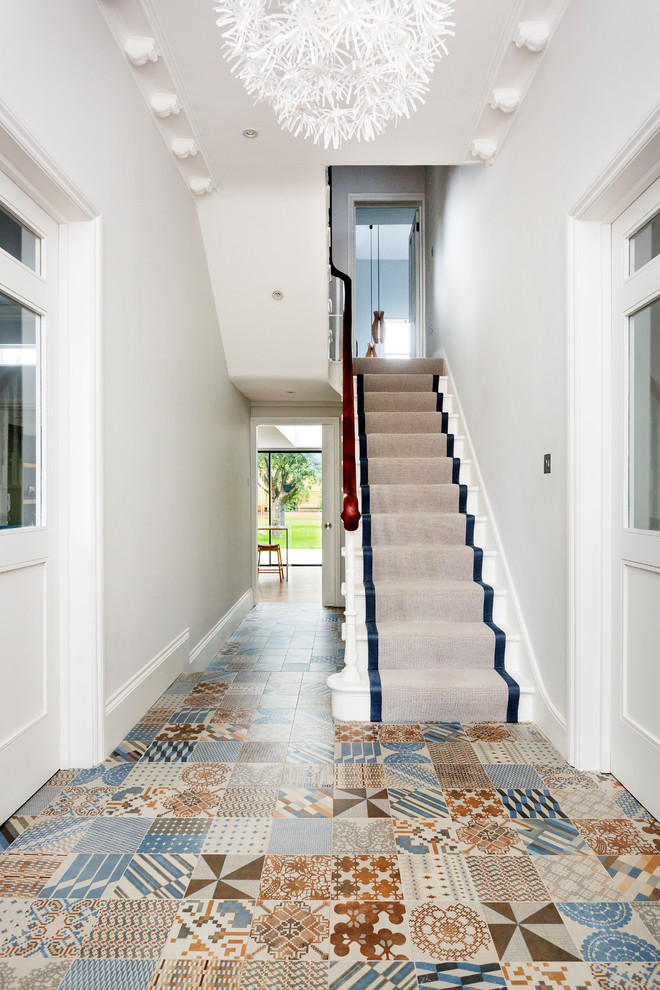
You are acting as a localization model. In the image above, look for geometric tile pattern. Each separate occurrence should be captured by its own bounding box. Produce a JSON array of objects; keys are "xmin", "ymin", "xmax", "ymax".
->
[
  {"xmin": 109, "ymin": 854, "xmax": 198, "ymax": 899},
  {"xmin": 398, "ymin": 853, "xmax": 477, "ymax": 900},
  {"xmin": 557, "ymin": 901, "xmax": 660, "ymax": 962},
  {"xmin": 497, "ymin": 789, "xmax": 568, "ymax": 820},
  {"xmin": 330, "ymin": 960, "xmax": 418, "ymax": 988},
  {"xmin": 482, "ymin": 901, "xmax": 581, "ymax": 962},
  {"xmin": 415, "ymin": 961, "xmax": 506, "ymax": 988},
  {"xmin": 246, "ymin": 900, "xmax": 330, "ymax": 961},
  {"xmin": 160, "ymin": 899, "xmax": 254, "ymax": 960},
  {"xmin": 184, "ymin": 854, "xmax": 264, "ymax": 899},
  {"xmin": 600, "ymin": 856, "xmax": 660, "ymax": 901},
  {"xmin": 1, "ymin": 603, "xmax": 658, "ymax": 977},
  {"xmin": 467, "ymin": 856, "xmax": 550, "ymax": 900}
]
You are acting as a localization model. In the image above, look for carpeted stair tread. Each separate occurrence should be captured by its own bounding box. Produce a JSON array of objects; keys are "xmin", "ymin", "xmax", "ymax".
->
[
  {"xmin": 378, "ymin": 668, "xmax": 510, "ymax": 722},
  {"xmin": 356, "ymin": 356, "xmax": 519, "ymax": 724},
  {"xmin": 373, "ymin": 621, "xmax": 498, "ymax": 670},
  {"xmin": 366, "ymin": 483, "xmax": 460, "ymax": 513},
  {"xmin": 360, "ymin": 373, "xmax": 440, "ymax": 392},
  {"xmin": 364, "ymin": 437, "xmax": 449, "ymax": 459},
  {"xmin": 369, "ymin": 512, "xmax": 467, "ymax": 545},
  {"xmin": 363, "ymin": 392, "xmax": 440, "ymax": 412},
  {"xmin": 365, "ymin": 457, "xmax": 454, "ymax": 484},
  {"xmin": 363, "ymin": 411, "xmax": 445, "ymax": 434},
  {"xmin": 370, "ymin": 545, "xmax": 475, "ymax": 582},
  {"xmin": 354, "ymin": 358, "xmax": 444, "ymax": 375},
  {"xmin": 369, "ymin": 580, "xmax": 486, "ymax": 623}
]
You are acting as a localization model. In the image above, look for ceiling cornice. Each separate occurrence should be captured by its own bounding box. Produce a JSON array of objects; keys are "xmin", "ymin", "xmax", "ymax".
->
[{"xmin": 96, "ymin": 0, "xmax": 219, "ymax": 196}]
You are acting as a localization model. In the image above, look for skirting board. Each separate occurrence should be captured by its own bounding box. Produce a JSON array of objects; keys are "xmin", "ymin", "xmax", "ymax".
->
[
  {"xmin": 104, "ymin": 629, "xmax": 190, "ymax": 754},
  {"xmin": 189, "ymin": 589, "xmax": 254, "ymax": 672}
]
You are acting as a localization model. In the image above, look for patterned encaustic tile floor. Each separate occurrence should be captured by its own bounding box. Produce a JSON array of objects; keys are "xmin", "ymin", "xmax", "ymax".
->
[{"xmin": 1, "ymin": 603, "xmax": 659, "ymax": 989}]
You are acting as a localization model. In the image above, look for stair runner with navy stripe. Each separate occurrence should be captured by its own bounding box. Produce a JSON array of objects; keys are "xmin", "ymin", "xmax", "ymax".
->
[{"xmin": 353, "ymin": 357, "xmax": 520, "ymax": 724}]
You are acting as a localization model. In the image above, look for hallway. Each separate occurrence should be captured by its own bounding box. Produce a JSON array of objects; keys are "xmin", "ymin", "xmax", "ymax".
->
[{"xmin": 0, "ymin": 604, "xmax": 658, "ymax": 988}]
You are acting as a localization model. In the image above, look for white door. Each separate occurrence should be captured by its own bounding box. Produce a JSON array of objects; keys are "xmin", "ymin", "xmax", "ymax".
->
[
  {"xmin": 321, "ymin": 422, "xmax": 340, "ymax": 606},
  {"xmin": 610, "ymin": 177, "xmax": 660, "ymax": 819},
  {"xmin": 0, "ymin": 170, "xmax": 60, "ymax": 824}
]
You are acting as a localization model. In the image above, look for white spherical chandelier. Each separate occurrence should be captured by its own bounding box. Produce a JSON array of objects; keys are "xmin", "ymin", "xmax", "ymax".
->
[{"xmin": 213, "ymin": 0, "xmax": 457, "ymax": 149}]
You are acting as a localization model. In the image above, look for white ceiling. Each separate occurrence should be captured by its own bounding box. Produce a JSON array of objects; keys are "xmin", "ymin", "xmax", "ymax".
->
[{"xmin": 105, "ymin": 0, "xmax": 569, "ymax": 189}]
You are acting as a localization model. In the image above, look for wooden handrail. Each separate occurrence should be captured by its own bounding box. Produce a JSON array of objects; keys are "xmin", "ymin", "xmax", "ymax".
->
[
  {"xmin": 333, "ymin": 263, "xmax": 360, "ymax": 531},
  {"xmin": 328, "ymin": 167, "xmax": 360, "ymax": 532}
]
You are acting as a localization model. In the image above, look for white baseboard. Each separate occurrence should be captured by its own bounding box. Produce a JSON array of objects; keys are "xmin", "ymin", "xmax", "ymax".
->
[
  {"xmin": 532, "ymin": 692, "xmax": 569, "ymax": 759},
  {"xmin": 189, "ymin": 589, "xmax": 254, "ymax": 672},
  {"xmin": 104, "ymin": 629, "xmax": 190, "ymax": 754}
]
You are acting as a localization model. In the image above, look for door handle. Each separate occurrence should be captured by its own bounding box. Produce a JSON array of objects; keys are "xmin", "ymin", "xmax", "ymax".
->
[{"xmin": 324, "ymin": 522, "xmax": 332, "ymax": 529}]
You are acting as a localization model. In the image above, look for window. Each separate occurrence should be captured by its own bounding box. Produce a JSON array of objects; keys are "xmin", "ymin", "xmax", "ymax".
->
[
  {"xmin": 0, "ymin": 202, "xmax": 41, "ymax": 273},
  {"xmin": 0, "ymin": 291, "xmax": 41, "ymax": 528}
]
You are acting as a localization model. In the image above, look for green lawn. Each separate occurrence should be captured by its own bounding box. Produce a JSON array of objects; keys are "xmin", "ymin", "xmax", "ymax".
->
[{"xmin": 258, "ymin": 514, "xmax": 321, "ymax": 550}]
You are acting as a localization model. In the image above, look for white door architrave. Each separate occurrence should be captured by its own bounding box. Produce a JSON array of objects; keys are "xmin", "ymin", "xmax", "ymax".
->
[
  {"xmin": 568, "ymin": 104, "xmax": 660, "ymax": 777},
  {"xmin": 0, "ymin": 101, "xmax": 104, "ymax": 774}
]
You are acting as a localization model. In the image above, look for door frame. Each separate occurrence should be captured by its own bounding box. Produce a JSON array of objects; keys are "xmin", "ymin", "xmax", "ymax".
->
[
  {"xmin": 250, "ymin": 416, "xmax": 341, "ymax": 606},
  {"xmin": 0, "ymin": 100, "xmax": 105, "ymax": 769},
  {"xmin": 347, "ymin": 193, "xmax": 426, "ymax": 359},
  {"xmin": 567, "ymin": 103, "xmax": 660, "ymax": 771}
]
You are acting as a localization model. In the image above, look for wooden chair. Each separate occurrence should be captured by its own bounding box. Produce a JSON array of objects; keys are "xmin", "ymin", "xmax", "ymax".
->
[{"xmin": 258, "ymin": 542, "xmax": 284, "ymax": 581}]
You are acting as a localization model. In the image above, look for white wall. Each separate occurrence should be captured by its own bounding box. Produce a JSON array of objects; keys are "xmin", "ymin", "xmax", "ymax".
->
[
  {"xmin": 0, "ymin": 0, "xmax": 252, "ymax": 735},
  {"xmin": 426, "ymin": 0, "xmax": 660, "ymax": 719},
  {"xmin": 197, "ymin": 172, "xmax": 331, "ymax": 401}
]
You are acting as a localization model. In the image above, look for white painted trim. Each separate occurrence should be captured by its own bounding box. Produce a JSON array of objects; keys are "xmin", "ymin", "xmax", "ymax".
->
[
  {"xmin": 59, "ymin": 218, "xmax": 106, "ymax": 768},
  {"xmin": 0, "ymin": 99, "xmax": 105, "ymax": 770},
  {"xmin": 105, "ymin": 630, "xmax": 190, "ymax": 753},
  {"xmin": 189, "ymin": 589, "xmax": 254, "ymax": 672},
  {"xmin": 442, "ymin": 350, "xmax": 567, "ymax": 754},
  {"xmin": 346, "ymin": 192, "xmax": 426, "ymax": 359},
  {"xmin": 0, "ymin": 100, "xmax": 98, "ymax": 221},
  {"xmin": 567, "ymin": 102, "xmax": 660, "ymax": 772}
]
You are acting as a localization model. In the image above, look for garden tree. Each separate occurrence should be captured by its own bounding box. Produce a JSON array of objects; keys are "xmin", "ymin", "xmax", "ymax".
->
[{"xmin": 259, "ymin": 452, "xmax": 321, "ymax": 526}]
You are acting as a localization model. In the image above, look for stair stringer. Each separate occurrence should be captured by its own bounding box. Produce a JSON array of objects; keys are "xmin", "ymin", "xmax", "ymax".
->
[{"xmin": 435, "ymin": 351, "xmax": 566, "ymax": 748}]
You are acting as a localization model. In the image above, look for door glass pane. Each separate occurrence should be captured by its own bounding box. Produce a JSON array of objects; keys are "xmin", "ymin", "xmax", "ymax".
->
[
  {"xmin": 629, "ymin": 297, "xmax": 660, "ymax": 530},
  {"xmin": 0, "ymin": 291, "xmax": 40, "ymax": 529},
  {"xmin": 0, "ymin": 203, "xmax": 40, "ymax": 273},
  {"xmin": 629, "ymin": 210, "xmax": 660, "ymax": 274}
]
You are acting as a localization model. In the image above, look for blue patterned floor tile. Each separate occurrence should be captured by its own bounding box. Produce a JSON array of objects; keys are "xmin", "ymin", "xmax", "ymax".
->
[
  {"xmin": 1, "ymin": 899, "xmax": 103, "ymax": 958},
  {"xmin": 8, "ymin": 814, "xmax": 91, "ymax": 855},
  {"xmin": 268, "ymin": 819, "xmax": 332, "ymax": 854},
  {"xmin": 415, "ymin": 961, "xmax": 506, "ymax": 988},
  {"xmin": 70, "ymin": 765, "xmax": 134, "ymax": 789},
  {"xmin": 287, "ymin": 742, "xmax": 335, "ymax": 764},
  {"xmin": 420, "ymin": 723, "xmax": 469, "ymax": 743},
  {"xmin": 253, "ymin": 707, "xmax": 295, "ymax": 724},
  {"xmin": 74, "ymin": 817, "xmax": 153, "ymax": 855},
  {"xmin": 137, "ymin": 819, "xmax": 210, "ymax": 855},
  {"xmin": 140, "ymin": 740, "xmax": 197, "ymax": 762},
  {"xmin": 39, "ymin": 853, "xmax": 132, "ymax": 898},
  {"xmin": 512, "ymin": 818, "xmax": 590, "ymax": 855},
  {"xmin": 498, "ymin": 788, "xmax": 570, "ymax": 820},
  {"xmin": 387, "ymin": 787, "xmax": 450, "ymax": 819},
  {"xmin": 329, "ymin": 960, "xmax": 418, "ymax": 988},
  {"xmin": 558, "ymin": 902, "xmax": 660, "ymax": 962},
  {"xmin": 483, "ymin": 764, "xmax": 545, "ymax": 789},
  {"xmin": 60, "ymin": 957, "xmax": 158, "ymax": 988},
  {"xmin": 108, "ymin": 853, "xmax": 198, "ymax": 898},
  {"xmin": 334, "ymin": 743, "xmax": 382, "ymax": 764},
  {"xmin": 190, "ymin": 741, "xmax": 243, "ymax": 762}
]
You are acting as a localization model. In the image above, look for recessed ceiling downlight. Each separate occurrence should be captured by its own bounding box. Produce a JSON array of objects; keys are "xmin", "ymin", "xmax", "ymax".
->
[{"xmin": 242, "ymin": 128, "xmax": 259, "ymax": 139}]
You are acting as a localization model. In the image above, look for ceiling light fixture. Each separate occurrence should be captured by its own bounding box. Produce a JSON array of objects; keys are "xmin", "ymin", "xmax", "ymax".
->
[
  {"xmin": 213, "ymin": 0, "xmax": 457, "ymax": 150},
  {"xmin": 242, "ymin": 128, "xmax": 259, "ymax": 138}
]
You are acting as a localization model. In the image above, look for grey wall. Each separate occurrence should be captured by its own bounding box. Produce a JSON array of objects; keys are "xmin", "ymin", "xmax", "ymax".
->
[{"xmin": 355, "ymin": 259, "xmax": 410, "ymax": 356}]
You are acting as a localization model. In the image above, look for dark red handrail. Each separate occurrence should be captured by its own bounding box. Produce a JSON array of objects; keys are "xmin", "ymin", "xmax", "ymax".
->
[{"xmin": 332, "ymin": 262, "xmax": 360, "ymax": 531}]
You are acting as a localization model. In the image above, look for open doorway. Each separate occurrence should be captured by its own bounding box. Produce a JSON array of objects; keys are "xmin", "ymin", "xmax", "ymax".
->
[
  {"xmin": 253, "ymin": 421, "xmax": 340, "ymax": 604},
  {"xmin": 353, "ymin": 203, "xmax": 422, "ymax": 359}
]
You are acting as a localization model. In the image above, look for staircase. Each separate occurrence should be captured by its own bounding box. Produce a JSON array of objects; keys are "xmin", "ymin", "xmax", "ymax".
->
[{"xmin": 329, "ymin": 356, "xmax": 526, "ymax": 724}]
